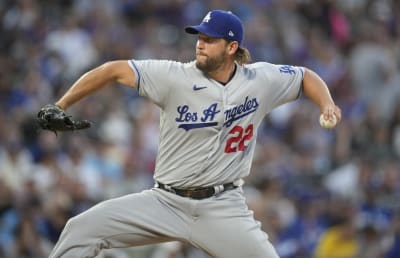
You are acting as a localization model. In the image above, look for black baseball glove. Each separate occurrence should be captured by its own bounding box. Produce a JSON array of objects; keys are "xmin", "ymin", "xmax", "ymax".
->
[{"xmin": 37, "ymin": 104, "xmax": 91, "ymax": 134}]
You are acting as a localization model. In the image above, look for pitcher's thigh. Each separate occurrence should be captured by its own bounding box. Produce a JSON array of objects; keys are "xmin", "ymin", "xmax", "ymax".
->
[
  {"xmin": 54, "ymin": 190, "xmax": 186, "ymax": 255},
  {"xmin": 193, "ymin": 215, "xmax": 279, "ymax": 258},
  {"xmin": 79, "ymin": 190, "xmax": 187, "ymax": 244}
]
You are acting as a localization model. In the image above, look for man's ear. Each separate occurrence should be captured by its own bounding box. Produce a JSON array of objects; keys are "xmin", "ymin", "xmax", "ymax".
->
[{"xmin": 227, "ymin": 41, "xmax": 239, "ymax": 55}]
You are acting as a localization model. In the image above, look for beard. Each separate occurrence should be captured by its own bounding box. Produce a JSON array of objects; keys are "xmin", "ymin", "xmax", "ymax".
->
[{"xmin": 195, "ymin": 52, "xmax": 226, "ymax": 73}]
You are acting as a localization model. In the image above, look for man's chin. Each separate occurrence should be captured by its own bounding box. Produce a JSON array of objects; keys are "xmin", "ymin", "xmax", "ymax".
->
[
  {"xmin": 196, "ymin": 55, "xmax": 206, "ymax": 63},
  {"xmin": 195, "ymin": 60, "xmax": 206, "ymax": 71}
]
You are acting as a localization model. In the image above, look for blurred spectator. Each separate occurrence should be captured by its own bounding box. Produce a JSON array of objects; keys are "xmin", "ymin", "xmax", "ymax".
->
[
  {"xmin": 349, "ymin": 19, "xmax": 397, "ymax": 109},
  {"xmin": 12, "ymin": 214, "xmax": 52, "ymax": 258},
  {"xmin": 314, "ymin": 220, "xmax": 358, "ymax": 258},
  {"xmin": 0, "ymin": 124, "xmax": 33, "ymax": 193},
  {"xmin": 357, "ymin": 224, "xmax": 386, "ymax": 258},
  {"xmin": 388, "ymin": 101, "xmax": 400, "ymax": 157},
  {"xmin": 385, "ymin": 213, "xmax": 400, "ymax": 258},
  {"xmin": 0, "ymin": 179, "xmax": 20, "ymax": 257},
  {"xmin": 44, "ymin": 15, "xmax": 98, "ymax": 78},
  {"xmin": 313, "ymin": 199, "xmax": 359, "ymax": 258}
]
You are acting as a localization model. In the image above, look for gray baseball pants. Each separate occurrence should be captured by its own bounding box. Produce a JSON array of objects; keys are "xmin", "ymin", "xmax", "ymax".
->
[{"xmin": 49, "ymin": 187, "xmax": 279, "ymax": 258}]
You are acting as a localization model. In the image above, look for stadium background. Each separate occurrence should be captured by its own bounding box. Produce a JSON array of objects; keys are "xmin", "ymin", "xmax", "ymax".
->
[{"xmin": 0, "ymin": 0, "xmax": 399, "ymax": 257}]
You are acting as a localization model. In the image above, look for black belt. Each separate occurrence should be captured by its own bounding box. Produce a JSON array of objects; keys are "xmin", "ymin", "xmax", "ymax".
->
[{"xmin": 155, "ymin": 181, "xmax": 238, "ymax": 200}]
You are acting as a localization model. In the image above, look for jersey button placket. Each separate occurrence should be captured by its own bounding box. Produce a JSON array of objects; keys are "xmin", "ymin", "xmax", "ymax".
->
[
  {"xmin": 222, "ymin": 88, "xmax": 230, "ymax": 125},
  {"xmin": 222, "ymin": 88, "xmax": 227, "ymax": 111}
]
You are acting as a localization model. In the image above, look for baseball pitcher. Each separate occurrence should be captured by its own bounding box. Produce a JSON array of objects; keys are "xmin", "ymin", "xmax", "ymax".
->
[{"xmin": 38, "ymin": 10, "xmax": 341, "ymax": 258}]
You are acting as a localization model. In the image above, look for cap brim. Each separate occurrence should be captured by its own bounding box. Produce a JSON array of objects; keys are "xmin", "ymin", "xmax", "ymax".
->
[
  {"xmin": 184, "ymin": 24, "xmax": 222, "ymax": 38},
  {"xmin": 184, "ymin": 25, "xmax": 201, "ymax": 34}
]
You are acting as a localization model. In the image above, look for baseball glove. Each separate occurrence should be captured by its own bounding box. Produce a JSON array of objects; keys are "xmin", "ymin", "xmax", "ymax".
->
[{"xmin": 37, "ymin": 104, "xmax": 91, "ymax": 134}]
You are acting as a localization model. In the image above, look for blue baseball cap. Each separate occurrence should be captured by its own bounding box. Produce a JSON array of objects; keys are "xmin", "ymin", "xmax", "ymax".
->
[{"xmin": 185, "ymin": 10, "xmax": 244, "ymax": 46}]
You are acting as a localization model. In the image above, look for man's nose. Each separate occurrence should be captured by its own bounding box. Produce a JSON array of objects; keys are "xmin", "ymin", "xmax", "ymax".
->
[{"xmin": 197, "ymin": 39, "xmax": 204, "ymax": 49}]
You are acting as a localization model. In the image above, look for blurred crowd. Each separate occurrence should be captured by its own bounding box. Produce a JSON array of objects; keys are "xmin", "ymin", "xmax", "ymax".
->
[{"xmin": 0, "ymin": 0, "xmax": 400, "ymax": 257}]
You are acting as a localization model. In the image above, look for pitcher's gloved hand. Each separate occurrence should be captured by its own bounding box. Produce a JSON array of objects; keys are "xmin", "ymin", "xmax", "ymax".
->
[{"xmin": 37, "ymin": 104, "xmax": 91, "ymax": 134}]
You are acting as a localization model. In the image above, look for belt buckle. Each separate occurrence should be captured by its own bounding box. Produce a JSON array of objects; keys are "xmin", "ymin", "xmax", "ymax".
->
[
  {"xmin": 181, "ymin": 190, "xmax": 194, "ymax": 198},
  {"xmin": 181, "ymin": 188, "xmax": 207, "ymax": 199}
]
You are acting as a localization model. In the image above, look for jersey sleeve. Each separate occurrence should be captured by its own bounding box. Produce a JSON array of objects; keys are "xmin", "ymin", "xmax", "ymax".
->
[
  {"xmin": 128, "ymin": 59, "xmax": 177, "ymax": 108},
  {"xmin": 260, "ymin": 63, "xmax": 305, "ymax": 109}
]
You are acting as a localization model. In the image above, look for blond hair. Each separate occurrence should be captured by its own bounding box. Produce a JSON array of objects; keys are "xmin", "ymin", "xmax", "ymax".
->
[
  {"xmin": 235, "ymin": 47, "xmax": 251, "ymax": 65},
  {"xmin": 224, "ymin": 39, "xmax": 252, "ymax": 65}
]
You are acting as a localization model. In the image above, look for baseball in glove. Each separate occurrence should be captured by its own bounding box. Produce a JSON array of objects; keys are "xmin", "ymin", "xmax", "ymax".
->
[{"xmin": 37, "ymin": 104, "xmax": 92, "ymax": 135}]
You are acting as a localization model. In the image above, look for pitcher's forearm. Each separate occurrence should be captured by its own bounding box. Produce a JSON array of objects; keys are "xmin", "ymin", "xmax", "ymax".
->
[
  {"xmin": 302, "ymin": 68, "xmax": 334, "ymax": 110},
  {"xmin": 55, "ymin": 65, "xmax": 113, "ymax": 110},
  {"xmin": 302, "ymin": 68, "xmax": 341, "ymax": 123}
]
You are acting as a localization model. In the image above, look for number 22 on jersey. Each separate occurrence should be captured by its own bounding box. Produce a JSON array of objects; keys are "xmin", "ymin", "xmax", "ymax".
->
[{"xmin": 224, "ymin": 124, "xmax": 254, "ymax": 153}]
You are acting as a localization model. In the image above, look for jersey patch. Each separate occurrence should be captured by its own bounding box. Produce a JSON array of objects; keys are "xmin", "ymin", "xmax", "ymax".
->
[
  {"xmin": 279, "ymin": 65, "xmax": 296, "ymax": 75},
  {"xmin": 176, "ymin": 103, "xmax": 220, "ymax": 131}
]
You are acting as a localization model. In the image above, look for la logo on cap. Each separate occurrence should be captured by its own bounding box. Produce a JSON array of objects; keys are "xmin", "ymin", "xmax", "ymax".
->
[{"xmin": 203, "ymin": 12, "xmax": 211, "ymax": 23}]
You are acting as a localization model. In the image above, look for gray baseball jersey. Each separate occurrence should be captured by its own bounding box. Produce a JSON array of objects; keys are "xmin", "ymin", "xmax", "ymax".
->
[
  {"xmin": 50, "ymin": 60, "xmax": 304, "ymax": 258},
  {"xmin": 128, "ymin": 60, "xmax": 304, "ymax": 188}
]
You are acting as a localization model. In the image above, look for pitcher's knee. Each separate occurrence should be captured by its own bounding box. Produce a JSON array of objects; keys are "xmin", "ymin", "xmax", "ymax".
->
[{"xmin": 63, "ymin": 212, "xmax": 93, "ymax": 237}]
